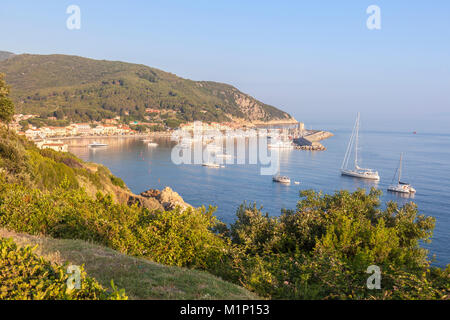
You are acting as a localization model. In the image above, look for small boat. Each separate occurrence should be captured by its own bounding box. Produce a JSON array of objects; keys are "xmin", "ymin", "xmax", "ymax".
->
[
  {"xmin": 88, "ymin": 141, "xmax": 108, "ymax": 147},
  {"xmin": 202, "ymin": 162, "xmax": 220, "ymax": 168},
  {"xmin": 268, "ymin": 140, "xmax": 294, "ymax": 149},
  {"xmin": 148, "ymin": 142, "xmax": 158, "ymax": 147},
  {"xmin": 141, "ymin": 138, "xmax": 153, "ymax": 142},
  {"xmin": 294, "ymin": 181, "xmax": 300, "ymax": 185},
  {"xmin": 341, "ymin": 113, "xmax": 380, "ymax": 181},
  {"xmin": 215, "ymin": 153, "xmax": 232, "ymax": 159},
  {"xmin": 388, "ymin": 153, "xmax": 416, "ymax": 194},
  {"xmin": 273, "ymin": 175, "xmax": 291, "ymax": 184}
]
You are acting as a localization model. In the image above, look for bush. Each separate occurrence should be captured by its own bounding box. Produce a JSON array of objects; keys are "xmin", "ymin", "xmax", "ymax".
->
[
  {"xmin": 0, "ymin": 177, "xmax": 227, "ymax": 270},
  {"xmin": 216, "ymin": 189, "xmax": 450, "ymax": 299},
  {"xmin": 110, "ymin": 175, "xmax": 126, "ymax": 188},
  {"xmin": 0, "ymin": 238, "xmax": 127, "ymax": 300}
]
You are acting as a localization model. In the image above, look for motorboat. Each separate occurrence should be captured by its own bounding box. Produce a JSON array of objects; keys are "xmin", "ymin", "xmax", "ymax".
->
[
  {"xmin": 88, "ymin": 141, "xmax": 108, "ymax": 147},
  {"xmin": 273, "ymin": 175, "xmax": 291, "ymax": 184},
  {"xmin": 202, "ymin": 162, "xmax": 221, "ymax": 168},
  {"xmin": 268, "ymin": 140, "xmax": 294, "ymax": 149}
]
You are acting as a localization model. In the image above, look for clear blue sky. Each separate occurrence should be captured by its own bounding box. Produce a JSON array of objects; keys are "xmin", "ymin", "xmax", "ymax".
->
[{"xmin": 1, "ymin": 1, "xmax": 449, "ymax": 132}]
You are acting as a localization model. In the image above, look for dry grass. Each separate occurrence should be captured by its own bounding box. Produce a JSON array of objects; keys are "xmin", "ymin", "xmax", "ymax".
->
[{"xmin": 0, "ymin": 228, "xmax": 257, "ymax": 300}]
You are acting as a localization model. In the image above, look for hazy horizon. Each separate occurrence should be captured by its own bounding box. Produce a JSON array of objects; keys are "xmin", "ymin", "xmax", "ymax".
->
[{"xmin": 1, "ymin": 0, "xmax": 449, "ymax": 133}]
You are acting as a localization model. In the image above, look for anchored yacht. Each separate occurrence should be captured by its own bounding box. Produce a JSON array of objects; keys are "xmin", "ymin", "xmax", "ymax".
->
[
  {"xmin": 341, "ymin": 113, "xmax": 379, "ymax": 181},
  {"xmin": 387, "ymin": 153, "xmax": 416, "ymax": 194}
]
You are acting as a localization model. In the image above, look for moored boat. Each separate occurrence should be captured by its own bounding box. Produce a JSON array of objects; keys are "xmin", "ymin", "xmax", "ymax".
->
[
  {"xmin": 268, "ymin": 140, "xmax": 294, "ymax": 149},
  {"xmin": 341, "ymin": 113, "xmax": 379, "ymax": 181},
  {"xmin": 202, "ymin": 162, "xmax": 220, "ymax": 168},
  {"xmin": 273, "ymin": 175, "xmax": 291, "ymax": 184},
  {"xmin": 387, "ymin": 153, "xmax": 416, "ymax": 194},
  {"xmin": 88, "ymin": 141, "xmax": 108, "ymax": 147},
  {"xmin": 215, "ymin": 153, "xmax": 232, "ymax": 159}
]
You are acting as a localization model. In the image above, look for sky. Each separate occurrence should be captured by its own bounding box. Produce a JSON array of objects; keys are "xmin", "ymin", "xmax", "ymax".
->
[{"xmin": 1, "ymin": 0, "xmax": 449, "ymax": 133}]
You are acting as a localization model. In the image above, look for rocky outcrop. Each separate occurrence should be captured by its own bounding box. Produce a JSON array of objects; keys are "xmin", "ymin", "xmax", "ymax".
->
[
  {"xmin": 140, "ymin": 187, "xmax": 191, "ymax": 211},
  {"xmin": 141, "ymin": 189, "xmax": 161, "ymax": 198},
  {"xmin": 127, "ymin": 194, "xmax": 164, "ymax": 211}
]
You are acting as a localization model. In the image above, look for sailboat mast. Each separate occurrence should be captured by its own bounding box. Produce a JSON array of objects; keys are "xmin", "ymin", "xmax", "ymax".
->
[
  {"xmin": 354, "ymin": 112, "xmax": 360, "ymax": 169},
  {"xmin": 398, "ymin": 153, "xmax": 403, "ymax": 183},
  {"xmin": 341, "ymin": 113, "xmax": 357, "ymax": 170}
]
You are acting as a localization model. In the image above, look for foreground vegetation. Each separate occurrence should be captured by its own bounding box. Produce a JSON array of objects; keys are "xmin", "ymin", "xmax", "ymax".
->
[
  {"xmin": 0, "ymin": 228, "xmax": 256, "ymax": 300},
  {"xmin": 1, "ymin": 169, "xmax": 448, "ymax": 299},
  {"xmin": 0, "ymin": 237, "xmax": 127, "ymax": 300}
]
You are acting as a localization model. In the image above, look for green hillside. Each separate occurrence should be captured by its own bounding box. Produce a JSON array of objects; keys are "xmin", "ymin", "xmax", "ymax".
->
[{"xmin": 0, "ymin": 52, "xmax": 294, "ymax": 125}]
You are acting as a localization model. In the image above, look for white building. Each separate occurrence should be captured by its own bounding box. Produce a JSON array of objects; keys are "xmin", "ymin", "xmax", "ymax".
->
[{"xmin": 36, "ymin": 140, "xmax": 68, "ymax": 152}]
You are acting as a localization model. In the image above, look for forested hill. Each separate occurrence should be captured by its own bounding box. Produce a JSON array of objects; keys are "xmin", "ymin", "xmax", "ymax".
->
[{"xmin": 0, "ymin": 51, "xmax": 295, "ymax": 125}]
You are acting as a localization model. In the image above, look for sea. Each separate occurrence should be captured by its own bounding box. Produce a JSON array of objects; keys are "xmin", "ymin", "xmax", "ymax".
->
[{"xmin": 68, "ymin": 127, "xmax": 450, "ymax": 267}]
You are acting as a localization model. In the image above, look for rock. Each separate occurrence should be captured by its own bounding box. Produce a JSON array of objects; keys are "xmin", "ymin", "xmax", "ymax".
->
[
  {"xmin": 140, "ymin": 189, "xmax": 161, "ymax": 198},
  {"xmin": 127, "ymin": 194, "xmax": 164, "ymax": 211},
  {"xmin": 138, "ymin": 187, "xmax": 191, "ymax": 211},
  {"xmin": 158, "ymin": 187, "xmax": 191, "ymax": 211}
]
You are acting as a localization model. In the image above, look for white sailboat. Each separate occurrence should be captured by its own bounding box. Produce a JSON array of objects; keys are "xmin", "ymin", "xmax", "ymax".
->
[
  {"xmin": 341, "ymin": 113, "xmax": 380, "ymax": 181},
  {"xmin": 272, "ymin": 150, "xmax": 291, "ymax": 184},
  {"xmin": 387, "ymin": 153, "xmax": 416, "ymax": 194}
]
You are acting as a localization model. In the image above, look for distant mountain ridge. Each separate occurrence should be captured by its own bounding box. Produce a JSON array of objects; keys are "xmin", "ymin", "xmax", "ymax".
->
[{"xmin": 0, "ymin": 52, "xmax": 295, "ymax": 125}]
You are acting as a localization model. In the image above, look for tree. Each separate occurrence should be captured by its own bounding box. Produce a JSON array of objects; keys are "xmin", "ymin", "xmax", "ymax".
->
[{"xmin": 0, "ymin": 73, "xmax": 15, "ymax": 129}]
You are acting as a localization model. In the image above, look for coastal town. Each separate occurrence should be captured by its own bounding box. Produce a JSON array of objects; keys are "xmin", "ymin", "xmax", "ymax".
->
[
  {"xmin": 9, "ymin": 113, "xmax": 332, "ymax": 152},
  {"xmin": 11, "ymin": 114, "xmax": 251, "ymax": 140}
]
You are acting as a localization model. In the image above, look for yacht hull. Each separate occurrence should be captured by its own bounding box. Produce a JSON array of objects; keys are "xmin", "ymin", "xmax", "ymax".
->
[
  {"xmin": 387, "ymin": 185, "xmax": 416, "ymax": 194},
  {"xmin": 341, "ymin": 169, "xmax": 380, "ymax": 181}
]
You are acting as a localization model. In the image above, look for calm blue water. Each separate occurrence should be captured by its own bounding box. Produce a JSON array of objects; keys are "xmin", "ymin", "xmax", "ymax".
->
[{"xmin": 69, "ymin": 129, "xmax": 450, "ymax": 267}]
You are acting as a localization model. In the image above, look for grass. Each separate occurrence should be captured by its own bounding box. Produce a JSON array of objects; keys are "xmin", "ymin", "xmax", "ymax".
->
[{"xmin": 0, "ymin": 228, "xmax": 258, "ymax": 300}]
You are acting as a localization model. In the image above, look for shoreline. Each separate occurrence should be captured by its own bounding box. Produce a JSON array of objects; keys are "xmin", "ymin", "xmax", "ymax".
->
[{"xmin": 47, "ymin": 132, "xmax": 173, "ymax": 141}]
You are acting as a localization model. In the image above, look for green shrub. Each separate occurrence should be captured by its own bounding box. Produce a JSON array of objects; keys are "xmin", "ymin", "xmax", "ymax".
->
[
  {"xmin": 217, "ymin": 189, "xmax": 450, "ymax": 299},
  {"xmin": 0, "ymin": 177, "xmax": 227, "ymax": 270},
  {"xmin": 0, "ymin": 237, "xmax": 127, "ymax": 300},
  {"xmin": 110, "ymin": 175, "xmax": 126, "ymax": 188}
]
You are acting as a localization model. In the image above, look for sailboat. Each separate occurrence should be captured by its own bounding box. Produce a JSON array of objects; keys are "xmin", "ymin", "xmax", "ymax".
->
[
  {"xmin": 272, "ymin": 151, "xmax": 291, "ymax": 184},
  {"xmin": 341, "ymin": 113, "xmax": 380, "ymax": 181},
  {"xmin": 387, "ymin": 153, "xmax": 416, "ymax": 194}
]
